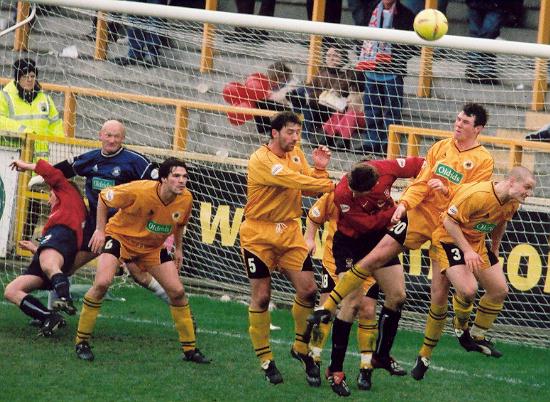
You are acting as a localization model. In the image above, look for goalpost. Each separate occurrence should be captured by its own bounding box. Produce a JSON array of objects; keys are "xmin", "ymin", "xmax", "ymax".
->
[{"xmin": 0, "ymin": 0, "xmax": 548, "ymax": 347}]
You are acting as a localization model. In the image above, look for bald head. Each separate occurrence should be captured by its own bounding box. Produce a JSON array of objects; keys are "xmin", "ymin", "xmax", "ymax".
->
[
  {"xmin": 501, "ymin": 165, "xmax": 536, "ymax": 203},
  {"xmin": 509, "ymin": 166, "xmax": 535, "ymax": 183},
  {"xmin": 99, "ymin": 120, "xmax": 125, "ymax": 155},
  {"xmin": 101, "ymin": 120, "xmax": 125, "ymax": 137}
]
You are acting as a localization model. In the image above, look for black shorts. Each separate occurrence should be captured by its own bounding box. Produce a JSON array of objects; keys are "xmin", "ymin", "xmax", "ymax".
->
[
  {"xmin": 101, "ymin": 236, "xmax": 173, "ymax": 264},
  {"xmin": 320, "ymin": 265, "xmax": 336, "ymax": 294},
  {"xmin": 80, "ymin": 214, "xmax": 96, "ymax": 252},
  {"xmin": 333, "ymin": 230, "xmax": 400, "ymax": 275},
  {"xmin": 440, "ymin": 241, "xmax": 499, "ymax": 268},
  {"xmin": 385, "ymin": 213, "xmax": 409, "ymax": 246},
  {"xmin": 23, "ymin": 225, "xmax": 78, "ymax": 289}
]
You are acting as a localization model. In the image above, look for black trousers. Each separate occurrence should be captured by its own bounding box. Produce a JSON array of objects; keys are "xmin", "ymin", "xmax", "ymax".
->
[{"xmin": 236, "ymin": 0, "xmax": 276, "ymax": 16}]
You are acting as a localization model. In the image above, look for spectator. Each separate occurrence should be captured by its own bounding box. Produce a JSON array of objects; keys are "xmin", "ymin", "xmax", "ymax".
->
[
  {"xmin": 356, "ymin": 0, "xmax": 415, "ymax": 155},
  {"xmin": 224, "ymin": 0, "xmax": 274, "ymax": 43},
  {"xmin": 322, "ymin": 91, "xmax": 365, "ymax": 150},
  {"xmin": 307, "ymin": 0, "xmax": 342, "ymax": 24},
  {"xmin": 113, "ymin": 0, "xmax": 164, "ymax": 67},
  {"xmin": 0, "ymin": 58, "xmax": 64, "ymax": 161},
  {"xmin": 287, "ymin": 47, "xmax": 352, "ymax": 145},
  {"xmin": 253, "ymin": 62, "xmax": 294, "ymax": 133},
  {"xmin": 86, "ymin": 14, "xmax": 124, "ymax": 43},
  {"xmin": 223, "ymin": 61, "xmax": 293, "ymax": 133},
  {"xmin": 464, "ymin": 0, "xmax": 506, "ymax": 85},
  {"xmin": 502, "ymin": 0, "xmax": 524, "ymax": 28},
  {"xmin": 349, "ymin": 0, "xmax": 379, "ymax": 26}
]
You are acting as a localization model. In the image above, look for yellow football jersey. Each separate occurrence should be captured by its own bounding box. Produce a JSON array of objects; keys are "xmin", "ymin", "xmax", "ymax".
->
[
  {"xmin": 436, "ymin": 180, "xmax": 519, "ymax": 246},
  {"xmin": 308, "ymin": 192, "xmax": 338, "ymax": 270},
  {"xmin": 100, "ymin": 180, "xmax": 192, "ymax": 253},
  {"xmin": 400, "ymin": 137, "xmax": 494, "ymax": 214},
  {"xmin": 245, "ymin": 145, "xmax": 334, "ymax": 222}
]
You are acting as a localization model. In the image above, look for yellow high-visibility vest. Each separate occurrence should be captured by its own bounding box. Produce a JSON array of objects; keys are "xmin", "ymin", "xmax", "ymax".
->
[{"xmin": 0, "ymin": 80, "xmax": 64, "ymax": 160}]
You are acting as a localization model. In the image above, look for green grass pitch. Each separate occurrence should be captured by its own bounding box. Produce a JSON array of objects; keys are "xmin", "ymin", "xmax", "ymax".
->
[{"xmin": 1, "ymin": 286, "xmax": 548, "ymax": 401}]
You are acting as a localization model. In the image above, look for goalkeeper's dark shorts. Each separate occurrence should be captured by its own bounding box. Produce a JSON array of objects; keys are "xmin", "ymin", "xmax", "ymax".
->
[{"xmin": 23, "ymin": 225, "xmax": 78, "ymax": 289}]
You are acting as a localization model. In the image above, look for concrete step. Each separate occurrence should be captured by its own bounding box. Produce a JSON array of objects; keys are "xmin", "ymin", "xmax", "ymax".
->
[{"xmin": 525, "ymin": 111, "xmax": 550, "ymax": 131}]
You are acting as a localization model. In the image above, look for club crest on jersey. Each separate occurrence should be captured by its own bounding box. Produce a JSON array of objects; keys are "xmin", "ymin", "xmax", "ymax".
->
[
  {"xmin": 435, "ymin": 163, "xmax": 463, "ymax": 184},
  {"xmin": 310, "ymin": 207, "xmax": 321, "ymax": 218},
  {"xmin": 172, "ymin": 211, "xmax": 181, "ymax": 221},
  {"xmin": 448, "ymin": 205, "xmax": 458, "ymax": 215},
  {"xmin": 292, "ymin": 155, "xmax": 301, "ymax": 164},
  {"xmin": 92, "ymin": 164, "xmax": 98, "ymax": 172},
  {"xmin": 345, "ymin": 258, "xmax": 353, "ymax": 270},
  {"xmin": 112, "ymin": 166, "xmax": 121, "ymax": 177},
  {"xmin": 271, "ymin": 164, "xmax": 283, "ymax": 176},
  {"xmin": 396, "ymin": 158, "xmax": 406, "ymax": 168},
  {"xmin": 340, "ymin": 204, "xmax": 350, "ymax": 213},
  {"xmin": 463, "ymin": 160, "xmax": 474, "ymax": 170},
  {"xmin": 105, "ymin": 189, "xmax": 114, "ymax": 201}
]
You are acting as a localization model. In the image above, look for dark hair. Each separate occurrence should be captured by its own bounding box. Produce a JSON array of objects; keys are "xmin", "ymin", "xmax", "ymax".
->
[
  {"xmin": 462, "ymin": 103, "xmax": 488, "ymax": 127},
  {"xmin": 267, "ymin": 61, "xmax": 292, "ymax": 82},
  {"xmin": 13, "ymin": 58, "xmax": 38, "ymax": 82},
  {"xmin": 158, "ymin": 157, "xmax": 188, "ymax": 181},
  {"xmin": 348, "ymin": 163, "xmax": 379, "ymax": 193},
  {"xmin": 270, "ymin": 111, "xmax": 301, "ymax": 132}
]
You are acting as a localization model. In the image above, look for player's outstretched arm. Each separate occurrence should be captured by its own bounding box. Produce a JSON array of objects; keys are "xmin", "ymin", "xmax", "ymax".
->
[
  {"xmin": 18, "ymin": 240, "xmax": 38, "ymax": 254},
  {"xmin": 391, "ymin": 203, "xmax": 407, "ymax": 224},
  {"xmin": 10, "ymin": 160, "xmax": 36, "ymax": 173}
]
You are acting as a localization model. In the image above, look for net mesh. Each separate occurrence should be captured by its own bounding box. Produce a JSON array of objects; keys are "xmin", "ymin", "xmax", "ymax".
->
[{"xmin": 0, "ymin": 2, "xmax": 548, "ymax": 347}]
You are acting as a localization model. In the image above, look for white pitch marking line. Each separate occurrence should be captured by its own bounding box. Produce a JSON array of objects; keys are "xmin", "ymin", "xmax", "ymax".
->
[{"xmin": 99, "ymin": 313, "xmax": 544, "ymax": 389}]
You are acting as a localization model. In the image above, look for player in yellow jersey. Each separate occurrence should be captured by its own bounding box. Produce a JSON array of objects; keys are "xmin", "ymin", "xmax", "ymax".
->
[
  {"xmin": 304, "ymin": 192, "xmax": 379, "ymax": 395},
  {"xmin": 74, "ymin": 158, "xmax": 210, "ymax": 364},
  {"xmin": 240, "ymin": 111, "xmax": 334, "ymax": 385},
  {"xmin": 307, "ymin": 103, "xmax": 494, "ymax": 376},
  {"xmin": 429, "ymin": 167, "xmax": 534, "ymax": 365}
]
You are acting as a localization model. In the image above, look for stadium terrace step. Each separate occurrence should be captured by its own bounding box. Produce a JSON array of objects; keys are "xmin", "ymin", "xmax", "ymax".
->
[{"xmin": 525, "ymin": 111, "xmax": 550, "ymax": 131}]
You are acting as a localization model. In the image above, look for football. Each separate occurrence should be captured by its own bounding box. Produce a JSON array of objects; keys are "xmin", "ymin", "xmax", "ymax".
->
[{"xmin": 413, "ymin": 9, "xmax": 448, "ymax": 41}]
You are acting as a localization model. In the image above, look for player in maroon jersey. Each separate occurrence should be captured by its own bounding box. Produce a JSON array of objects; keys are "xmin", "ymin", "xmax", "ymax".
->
[
  {"xmin": 322, "ymin": 156, "xmax": 424, "ymax": 396},
  {"xmin": 3, "ymin": 159, "xmax": 86, "ymax": 337}
]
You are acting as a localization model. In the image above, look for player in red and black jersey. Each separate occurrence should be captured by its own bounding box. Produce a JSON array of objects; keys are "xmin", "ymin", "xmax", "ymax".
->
[
  {"xmin": 4, "ymin": 159, "xmax": 86, "ymax": 337},
  {"xmin": 321, "ymin": 156, "xmax": 423, "ymax": 395}
]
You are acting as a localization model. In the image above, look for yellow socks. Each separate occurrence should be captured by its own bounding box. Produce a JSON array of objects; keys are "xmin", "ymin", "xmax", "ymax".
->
[
  {"xmin": 471, "ymin": 296, "xmax": 503, "ymax": 340},
  {"xmin": 249, "ymin": 308, "xmax": 272, "ymax": 363},
  {"xmin": 170, "ymin": 303, "xmax": 196, "ymax": 352},
  {"xmin": 310, "ymin": 321, "xmax": 332, "ymax": 363},
  {"xmin": 358, "ymin": 318, "xmax": 377, "ymax": 368},
  {"xmin": 323, "ymin": 265, "xmax": 367, "ymax": 313},
  {"xmin": 292, "ymin": 297, "xmax": 315, "ymax": 355},
  {"xmin": 419, "ymin": 303, "xmax": 448, "ymax": 358},
  {"xmin": 452, "ymin": 294, "xmax": 474, "ymax": 330},
  {"xmin": 75, "ymin": 295, "xmax": 102, "ymax": 345}
]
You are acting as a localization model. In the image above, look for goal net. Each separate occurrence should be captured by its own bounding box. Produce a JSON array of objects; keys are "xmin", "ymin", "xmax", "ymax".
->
[{"xmin": 0, "ymin": 0, "xmax": 548, "ymax": 347}]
